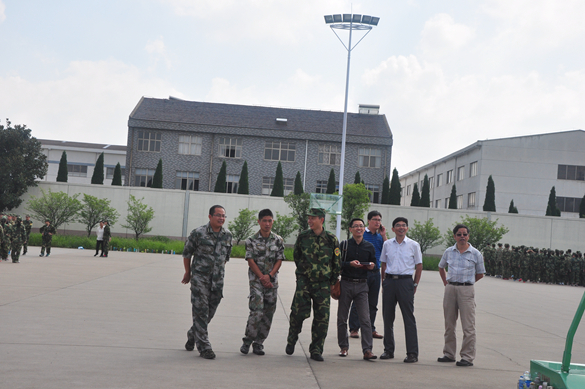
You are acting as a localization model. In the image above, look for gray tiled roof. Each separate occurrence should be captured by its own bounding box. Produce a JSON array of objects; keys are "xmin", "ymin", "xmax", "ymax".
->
[
  {"xmin": 130, "ymin": 97, "xmax": 392, "ymax": 140},
  {"xmin": 39, "ymin": 139, "xmax": 127, "ymax": 152}
]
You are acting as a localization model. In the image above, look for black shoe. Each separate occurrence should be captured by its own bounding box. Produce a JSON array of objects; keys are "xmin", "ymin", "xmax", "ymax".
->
[
  {"xmin": 94, "ymin": 253, "xmax": 98, "ymax": 257},
  {"xmin": 456, "ymin": 359, "xmax": 473, "ymax": 367},
  {"xmin": 404, "ymin": 354, "xmax": 418, "ymax": 363},
  {"xmin": 310, "ymin": 353, "xmax": 324, "ymax": 362},
  {"xmin": 285, "ymin": 343, "xmax": 295, "ymax": 355},
  {"xmin": 380, "ymin": 351, "xmax": 394, "ymax": 360},
  {"xmin": 185, "ymin": 332, "xmax": 195, "ymax": 351},
  {"xmin": 252, "ymin": 343, "xmax": 265, "ymax": 356},
  {"xmin": 438, "ymin": 356, "xmax": 456, "ymax": 363},
  {"xmin": 39, "ymin": 254, "xmax": 44, "ymax": 257},
  {"xmin": 240, "ymin": 342, "xmax": 250, "ymax": 355},
  {"xmin": 200, "ymin": 349, "xmax": 216, "ymax": 359}
]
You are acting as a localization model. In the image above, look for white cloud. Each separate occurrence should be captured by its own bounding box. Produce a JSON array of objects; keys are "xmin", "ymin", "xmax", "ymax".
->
[
  {"xmin": 420, "ymin": 13, "xmax": 475, "ymax": 59},
  {"xmin": 145, "ymin": 36, "xmax": 172, "ymax": 69},
  {"xmin": 205, "ymin": 77, "xmax": 260, "ymax": 105},
  {"xmin": 0, "ymin": 0, "xmax": 6, "ymax": 23}
]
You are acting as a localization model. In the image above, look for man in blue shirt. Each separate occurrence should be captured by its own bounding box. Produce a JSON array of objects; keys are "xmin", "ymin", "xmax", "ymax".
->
[{"xmin": 349, "ymin": 211, "xmax": 386, "ymax": 340}]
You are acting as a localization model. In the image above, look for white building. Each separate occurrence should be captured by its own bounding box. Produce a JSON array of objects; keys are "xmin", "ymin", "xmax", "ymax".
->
[
  {"xmin": 399, "ymin": 130, "xmax": 585, "ymax": 218},
  {"xmin": 40, "ymin": 139, "xmax": 127, "ymax": 185}
]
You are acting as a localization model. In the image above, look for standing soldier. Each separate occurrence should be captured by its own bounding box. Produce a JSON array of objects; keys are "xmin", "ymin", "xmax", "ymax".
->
[
  {"xmin": 181, "ymin": 205, "xmax": 232, "ymax": 360},
  {"xmin": 10, "ymin": 216, "xmax": 26, "ymax": 263},
  {"xmin": 0, "ymin": 216, "xmax": 8, "ymax": 261},
  {"xmin": 285, "ymin": 208, "xmax": 340, "ymax": 362},
  {"xmin": 239, "ymin": 209, "xmax": 284, "ymax": 356},
  {"xmin": 502, "ymin": 244, "xmax": 511, "ymax": 280},
  {"xmin": 39, "ymin": 219, "xmax": 56, "ymax": 257},
  {"xmin": 4, "ymin": 215, "xmax": 13, "ymax": 260},
  {"xmin": 102, "ymin": 220, "xmax": 111, "ymax": 257},
  {"xmin": 22, "ymin": 215, "xmax": 33, "ymax": 255},
  {"xmin": 495, "ymin": 243, "xmax": 503, "ymax": 277}
]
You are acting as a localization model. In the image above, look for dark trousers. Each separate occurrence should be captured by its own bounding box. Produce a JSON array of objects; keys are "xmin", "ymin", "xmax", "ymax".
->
[
  {"xmin": 382, "ymin": 277, "xmax": 418, "ymax": 357},
  {"xmin": 349, "ymin": 270, "xmax": 381, "ymax": 332},
  {"xmin": 95, "ymin": 240, "xmax": 104, "ymax": 256}
]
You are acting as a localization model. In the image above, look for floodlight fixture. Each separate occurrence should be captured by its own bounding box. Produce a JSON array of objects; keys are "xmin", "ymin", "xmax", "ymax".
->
[
  {"xmin": 324, "ymin": 15, "xmax": 334, "ymax": 24},
  {"xmin": 333, "ymin": 14, "xmax": 342, "ymax": 23}
]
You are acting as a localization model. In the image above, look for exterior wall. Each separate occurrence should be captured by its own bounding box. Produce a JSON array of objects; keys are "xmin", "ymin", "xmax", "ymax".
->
[{"xmin": 11, "ymin": 182, "xmax": 585, "ymax": 256}]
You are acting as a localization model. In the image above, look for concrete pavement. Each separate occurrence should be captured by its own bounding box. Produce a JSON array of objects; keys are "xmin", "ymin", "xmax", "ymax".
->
[{"xmin": 1, "ymin": 247, "xmax": 585, "ymax": 389}]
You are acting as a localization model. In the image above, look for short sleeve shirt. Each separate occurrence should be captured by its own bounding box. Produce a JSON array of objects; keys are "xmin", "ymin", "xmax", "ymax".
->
[
  {"xmin": 439, "ymin": 243, "xmax": 485, "ymax": 284},
  {"xmin": 380, "ymin": 236, "xmax": 423, "ymax": 275},
  {"xmin": 245, "ymin": 231, "xmax": 285, "ymax": 286}
]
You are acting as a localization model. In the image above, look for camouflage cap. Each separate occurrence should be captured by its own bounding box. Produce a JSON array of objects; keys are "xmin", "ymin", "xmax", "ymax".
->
[
  {"xmin": 16, "ymin": 216, "xmax": 22, "ymax": 221},
  {"xmin": 45, "ymin": 219, "xmax": 51, "ymax": 223},
  {"xmin": 306, "ymin": 208, "xmax": 326, "ymax": 218}
]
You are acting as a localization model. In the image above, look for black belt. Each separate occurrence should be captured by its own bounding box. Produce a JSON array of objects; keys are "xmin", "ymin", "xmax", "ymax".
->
[
  {"xmin": 448, "ymin": 281, "xmax": 473, "ymax": 286},
  {"xmin": 341, "ymin": 276, "xmax": 367, "ymax": 283},
  {"xmin": 386, "ymin": 274, "xmax": 412, "ymax": 279}
]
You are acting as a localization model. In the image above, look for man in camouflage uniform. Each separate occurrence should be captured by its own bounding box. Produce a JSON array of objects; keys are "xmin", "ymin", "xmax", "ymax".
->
[
  {"xmin": 502, "ymin": 244, "xmax": 512, "ymax": 280},
  {"xmin": 240, "ymin": 209, "xmax": 284, "ymax": 356},
  {"xmin": 39, "ymin": 219, "xmax": 56, "ymax": 257},
  {"xmin": 0, "ymin": 216, "xmax": 8, "ymax": 261},
  {"xmin": 102, "ymin": 220, "xmax": 111, "ymax": 257},
  {"xmin": 22, "ymin": 215, "xmax": 33, "ymax": 255},
  {"xmin": 286, "ymin": 208, "xmax": 340, "ymax": 362},
  {"xmin": 10, "ymin": 216, "xmax": 26, "ymax": 263},
  {"xmin": 495, "ymin": 243, "xmax": 503, "ymax": 277},
  {"xmin": 181, "ymin": 205, "xmax": 232, "ymax": 360}
]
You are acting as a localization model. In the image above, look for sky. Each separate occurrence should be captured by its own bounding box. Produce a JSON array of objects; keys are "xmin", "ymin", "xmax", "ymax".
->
[{"xmin": 1, "ymin": 0, "xmax": 584, "ymax": 175}]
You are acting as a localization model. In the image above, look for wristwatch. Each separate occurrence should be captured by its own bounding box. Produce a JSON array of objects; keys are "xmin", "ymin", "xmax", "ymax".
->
[
  {"xmin": 413, "ymin": 283, "xmax": 418, "ymax": 287},
  {"xmin": 269, "ymin": 274, "xmax": 276, "ymax": 283}
]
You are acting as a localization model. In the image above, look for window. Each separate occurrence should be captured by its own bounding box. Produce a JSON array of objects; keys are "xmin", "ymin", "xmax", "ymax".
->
[
  {"xmin": 429, "ymin": 177, "xmax": 434, "ymax": 189},
  {"xmin": 557, "ymin": 196, "xmax": 582, "ymax": 213},
  {"xmin": 446, "ymin": 170, "xmax": 453, "ymax": 184},
  {"xmin": 468, "ymin": 192, "xmax": 476, "ymax": 208},
  {"xmin": 265, "ymin": 141, "xmax": 295, "ymax": 162},
  {"xmin": 407, "ymin": 185, "xmax": 411, "ymax": 196},
  {"xmin": 318, "ymin": 144, "xmax": 341, "ymax": 165},
  {"xmin": 558, "ymin": 164, "xmax": 585, "ymax": 181},
  {"xmin": 457, "ymin": 195, "xmax": 463, "ymax": 209},
  {"xmin": 135, "ymin": 168, "xmax": 154, "ymax": 187},
  {"xmin": 445, "ymin": 198, "xmax": 449, "ymax": 208},
  {"xmin": 106, "ymin": 167, "xmax": 126, "ymax": 179},
  {"xmin": 358, "ymin": 148, "xmax": 382, "ymax": 168},
  {"xmin": 470, "ymin": 161, "xmax": 478, "ymax": 177},
  {"xmin": 68, "ymin": 164, "xmax": 88, "ymax": 177},
  {"xmin": 457, "ymin": 166, "xmax": 465, "ymax": 181},
  {"xmin": 315, "ymin": 180, "xmax": 328, "ymax": 194},
  {"xmin": 226, "ymin": 174, "xmax": 239, "ymax": 193},
  {"xmin": 365, "ymin": 184, "xmax": 380, "ymax": 203},
  {"xmin": 219, "ymin": 137, "xmax": 242, "ymax": 158},
  {"xmin": 175, "ymin": 171, "xmax": 199, "ymax": 190},
  {"xmin": 436, "ymin": 174, "xmax": 443, "ymax": 187},
  {"xmin": 435, "ymin": 199, "xmax": 441, "ymax": 208},
  {"xmin": 178, "ymin": 135, "xmax": 202, "ymax": 155},
  {"xmin": 137, "ymin": 131, "xmax": 161, "ymax": 152},
  {"xmin": 262, "ymin": 177, "xmax": 294, "ymax": 195}
]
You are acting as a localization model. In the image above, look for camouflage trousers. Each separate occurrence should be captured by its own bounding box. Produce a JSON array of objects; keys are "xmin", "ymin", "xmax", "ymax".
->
[
  {"xmin": 103, "ymin": 240, "xmax": 109, "ymax": 257},
  {"xmin": 0, "ymin": 241, "xmax": 9, "ymax": 260},
  {"xmin": 40, "ymin": 238, "xmax": 52, "ymax": 255},
  {"xmin": 23, "ymin": 233, "xmax": 30, "ymax": 254},
  {"xmin": 243, "ymin": 280, "xmax": 278, "ymax": 346},
  {"xmin": 287, "ymin": 278, "xmax": 331, "ymax": 355},
  {"xmin": 188, "ymin": 274, "xmax": 223, "ymax": 352},
  {"xmin": 11, "ymin": 242, "xmax": 22, "ymax": 262}
]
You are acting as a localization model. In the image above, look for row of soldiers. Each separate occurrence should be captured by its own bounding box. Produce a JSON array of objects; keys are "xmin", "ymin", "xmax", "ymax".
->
[
  {"xmin": 483, "ymin": 243, "xmax": 585, "ymax": 286},
  {"xmin": 0, "ymin": 214, "xmax": 33, "ymax": 263}
]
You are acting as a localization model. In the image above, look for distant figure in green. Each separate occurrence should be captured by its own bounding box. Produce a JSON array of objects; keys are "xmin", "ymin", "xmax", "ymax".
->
[
  {"xmin": 39, "ymin": 219, "xmax": 56, "ymax": 257},
  {"xmin": 102, "ymin": 220, "xmax": 111, "ymax": 257},
  {"xmin": 11, "ymin": 216, "xmax": 27, "ymax": 263},
  {"xmin": 22, "ymin": 215, "xmax": 33, "ymax": 255}
]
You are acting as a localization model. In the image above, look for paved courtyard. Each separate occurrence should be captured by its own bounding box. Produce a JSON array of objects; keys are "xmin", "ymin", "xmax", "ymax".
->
[{"xmin": 1, "ymin": 247, "xmax": 584, "ymax": 389}]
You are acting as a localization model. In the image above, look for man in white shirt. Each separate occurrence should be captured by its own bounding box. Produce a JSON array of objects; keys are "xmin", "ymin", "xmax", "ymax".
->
[
  {"xmin": 95, "ymin": 221, "xmax": 105, "ymax": 257},
  {"xmin": 379, "ymin": 217, "xmax": 422, "ymax": 363}
]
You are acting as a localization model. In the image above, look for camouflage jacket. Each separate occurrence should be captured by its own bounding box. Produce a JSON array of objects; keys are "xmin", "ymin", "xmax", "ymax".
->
[
  {"xmin": 40, "ymin": 224, "xmax": 56, "ymax": 239},
  {"xmin": 293, "ymin": 228, "xmax": 340, "ymax": 286},
  {"xmin": 11, "ymin": 223, "xmax": 26, "ymax": 245},
  {"xmin": 245, "ymin": 231, "xmax": 285, "ymax": 287},
  {"xmin": 23, "ymin": 220, "xmax": 33, "ymax": 235},
  {"xmin": 103, "ymin": 225, "xmax": 111, "ymax": 240},
  {"xmin": 182, "ymin": 222, "xmax": 233, "ymax": 291}
]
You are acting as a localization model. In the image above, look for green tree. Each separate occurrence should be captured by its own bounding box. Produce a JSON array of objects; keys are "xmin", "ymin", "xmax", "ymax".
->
[
  {"xmin": 0, "ymin": 119, "xmax": 48, "ymax": 212},
  {"xmin": 443, "ymin": 215, "xmax": 509, "ymax": 251},
  {"xmin": 111, "ymin": 162, "xmax": 122, "ymax": 186},
  {"xmin": 389, "ymin": 168, "xmax": 401, "ymax": 205},
  {"xmin": 57, "ymin": 151, "xmax": 68, "ymax": 182},
  {"xmin": 408, "ymin": 218, "xmax": 442, "ymax": 254},
  {"xmin": 580, "ymin": 194, "xmax": 585, "ymax": 218},
  {"xmin": 26, "ymin": 188, "xmax": 82, "ymax": 231},
  {"xmin": 272, "ymin": 211, "xmax": 298, "ymax": 242},
  {"xmin": 381, "ymin": 175, "xmax": 390, "ymax": 204},
  {"xmin": 77, "ymin": 194, "xmax": 120, "ymax": 237},
  {"xmin": 91, "ymin": 152, "xmax": 105, "ymax": 185},
  {"xmin": 121, "ymin": 195, "xmax": 155, "ymax": 240},
  {"xmin": 293, "ymin": 171, "xmax": 304, "ymax": 195},
  {"xmin": 483, "ymin": 175, "xmax": 496, "ymax": 212},
  {"xmin": 508, "ymin": 199, "xmax": 518, "ymax": 214},
  {"xmin": 448, "ymin": 185, "xmax": 458, "ymax": 209},
  {"xmin": 419, "ymin": 174, "xmax": 430, "ymax": 207},
  {"xmin": 228, "ymin": 208, "xmax": 257, "ymax": 245},
  {"xmin": 354, "ymin": 171, "xmax": 361, "ymax": 184},
  {"xmin": 330, "ymin": 183, "xmax": 371, "ymax": 238},
  {"xmin": 152, "ymin": 159, "xmax": 163, "ymax": 188},
  {"xmin": 410, "ymin": 183, "xmax": 420, "ymax": 206},
  {"xmin": 284, "ymin": 192, "xmax": 310, "ymax": 234},
  {"xmin": 237, "ymin": 161, "xmax": 249, "ymax": 194},
  {"xmin": 546, "ymin": 186, "xmax": 561, "ymax": 216},
  {"xmin": 271, "ymin": 162, "xmax": 284, "ymax": 197},
  {"xmin": 326, "ymin": 168, "xmax": 336, "ymax": 194},
  {"xmin": 214, "ymin": 161, "xmax": 227, "ymax": 193}
]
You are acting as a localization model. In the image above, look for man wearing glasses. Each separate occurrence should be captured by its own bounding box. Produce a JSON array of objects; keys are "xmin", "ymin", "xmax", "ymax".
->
[
  {"xmin": 437, "ymin": 224, "xmax": 485, "ymax": 367},
  {"xmin": 181, "ymin": 205, "xmax": 233, "ymax": 360},
  {"xmin": 337, "ymin": 218, "xmax": 378, "ymax": 360},
  {"xmin": 380, "ymin": 217, "xmax": 422, "ymax": 363}
]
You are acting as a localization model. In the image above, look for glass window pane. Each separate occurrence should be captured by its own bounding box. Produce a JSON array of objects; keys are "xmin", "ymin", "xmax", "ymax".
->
[{"xmin": 568, "ymin": 165, "xmax": 576, "ymax": 180}]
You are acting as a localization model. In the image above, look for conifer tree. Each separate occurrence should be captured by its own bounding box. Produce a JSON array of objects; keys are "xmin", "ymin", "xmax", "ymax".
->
[
  {"xmin": 326, "ymin": 168, "xmax": 336, "ymax": 194},
  {"xmin": 410, "ymin": 183, "xmax": 420, "ymax": 206},
  {"xmin": 293, "ymin": 171, "xmax": 304, "ymax": 195},
  {"xmin": 56, "ymin": 151, "xmax": 68, "ymax": 182},
  {"xmin": 151, "ymin": 159, "xmax": 163, "ymax": 188},
  {"xmin": 419, "ymin": 174, "xmax": 430, "ymax": 207},
  {"xmin": 354, "ymin": 171, "xmax": 361, "ymax": 184},
  {"xmin": 381, "ymin": 175, "xmax": 390, "ymax": 204},
  {"xmin": 111, "ymin": 162, "xmax": 122, "ymax": 186},
  {"xmin": 91, "ymin": 152, "xmax": 105, "ymax": 184},
  {"xmin": 483, "ymin": 175, "xmax": 496, "ymax": 212},
  {"xmin": 389, "ymin": 168, "xmax": 402, "ymax": 205},
  {"xmin": 508, "ymin": 199, "xmax": 518, "ymax": 214},
  {"xmin": 271, "ymin": 162, "xmax": 284, "ymax": 197},
  {"xmin": 214, "ymin": 161, "xmax": 227, "ymax": 193},
  {"xmin": 448, "ymin": 185, "xmax": 458, "ymax": 209},
  {"xmin": 237, "ymin": 161, "xmax": 249, "ymax": 194},
  {"xmin": 546, "ymin": 186, "xmax": 561, "ymax": 216}
]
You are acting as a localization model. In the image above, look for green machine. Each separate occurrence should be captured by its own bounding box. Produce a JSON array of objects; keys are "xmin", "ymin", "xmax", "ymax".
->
[{"xmin": 530, "ymin": 291, "xmax": 585, "ymax": 389}]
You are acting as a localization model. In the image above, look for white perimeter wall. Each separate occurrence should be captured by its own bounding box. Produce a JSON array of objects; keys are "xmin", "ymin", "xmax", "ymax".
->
[{"xmin": 12, "ymin": 182, "xmax": 585, "ymax": 255}]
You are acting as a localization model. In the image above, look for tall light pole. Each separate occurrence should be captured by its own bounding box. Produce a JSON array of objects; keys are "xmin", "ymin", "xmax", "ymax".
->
[{"xmin": 324, "ymin": 13, "xmax": 380, "ymax": 238}]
